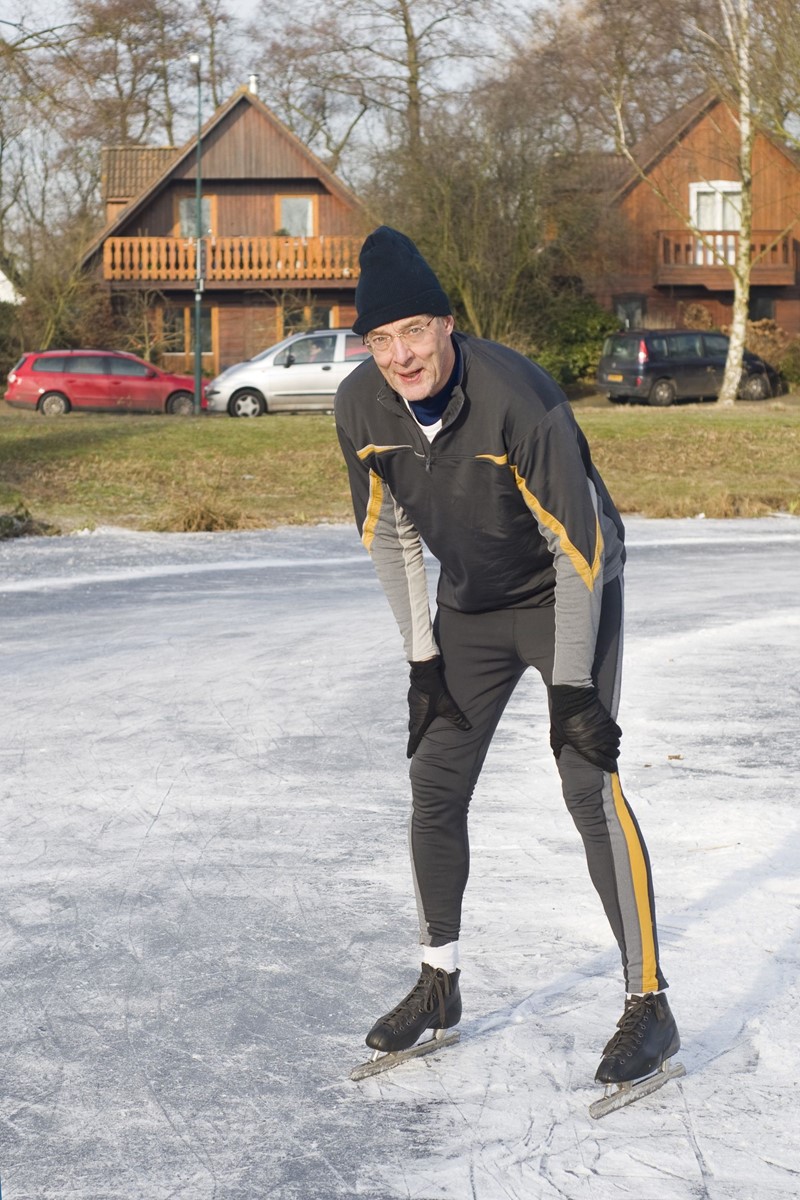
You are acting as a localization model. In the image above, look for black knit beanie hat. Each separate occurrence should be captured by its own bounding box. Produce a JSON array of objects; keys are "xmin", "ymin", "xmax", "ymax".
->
[{"xmin": 352, "ymin": 226, "xmax": 451, "ymax": 335}]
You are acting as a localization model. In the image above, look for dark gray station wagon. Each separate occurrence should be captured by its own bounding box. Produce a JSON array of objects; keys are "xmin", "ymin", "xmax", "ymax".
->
[{"xmin": 597, "ymin": 330, "xmax": 780, "ymax": 405}]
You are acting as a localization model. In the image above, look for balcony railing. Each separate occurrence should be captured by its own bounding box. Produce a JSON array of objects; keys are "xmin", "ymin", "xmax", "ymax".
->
[
  {"xmin": 102, "ymin": 235, "xmax": 361, "ymax": 283},
  {"xmin": 656, "ymin": 229, "xmax": 798, "ymax": 287}
]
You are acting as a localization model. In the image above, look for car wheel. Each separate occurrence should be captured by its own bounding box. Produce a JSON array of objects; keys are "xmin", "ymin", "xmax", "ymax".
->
[
  {"xmin": 229, "ymin": 389, "xmax": 266, "ymax": 418},
  {"xmin": 648, "ymin": 379, "xmax": 676, "ymax": 407},
  {"xmin": 166, "ymin": 390, "xmax": 194, "ymax": 416},
  {"xmin": 740, "ymin": 374, "xmax": 770, "ymax": 402},
  {"xmin": 39, "ymin": 392, "xmax": 70, "ymax": 416}
]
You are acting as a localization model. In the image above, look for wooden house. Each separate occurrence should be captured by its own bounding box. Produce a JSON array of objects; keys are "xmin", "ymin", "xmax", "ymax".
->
[
  {"xmin": 586, "ymin": 93, "xmax": 800, "ymax": 333},
  {"xmin": 82, "ymin": 85, "xmax": 367, "ymax": 376}
]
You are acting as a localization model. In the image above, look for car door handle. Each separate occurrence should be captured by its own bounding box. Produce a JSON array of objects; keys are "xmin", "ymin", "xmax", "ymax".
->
[{"xmin": 322, "ymin": 365, "xmax": 332, "ymax": 371}]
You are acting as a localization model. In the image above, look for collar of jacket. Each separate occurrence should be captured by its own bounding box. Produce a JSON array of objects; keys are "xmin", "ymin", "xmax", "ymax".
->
[{"xmin": 375, "ymin": 331, "xmax": 469, "ymax": 428}]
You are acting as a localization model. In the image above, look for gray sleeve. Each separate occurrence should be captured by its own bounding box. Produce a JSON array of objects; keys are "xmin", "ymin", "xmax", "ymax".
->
[
  {"xmin": 363, "ymin": 480, "xmax": 438, "ymax": 662},
  {"xmin": 336, "ymin": 421, "xmax": 437, "ymax": 661},
  {"xmin": 509, "ymin": 404, "xmax": 605, "ymax": 687}
]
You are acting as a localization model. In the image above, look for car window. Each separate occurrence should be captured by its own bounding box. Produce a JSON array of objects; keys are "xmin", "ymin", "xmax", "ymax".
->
[
  {"xmin": 602, "ymin": 336, "xmax": 638, "ymax": 361},
  {"xmin": 32, "ymin": 356, "xmax": 65, "ymax": 373},
  {"xmin": 69, "ymin": 355, "xmax": 106, "ymax": 374},
  {"xmin": 666, "ymin": 334, "xmax": 703, "ymax": 359},
  {"xmin": 648, "ymin": 337, "xmax": 668, "ymax": 358},
  {"xmin": 106, "ymin": 356, "xmax": 150, "ymax": 377},
  {"xmin": 345, "ymin": 334, "xmax": 370, "ymax": 361},
  {"xmin": 703, "ymin": 334, "xmax": 729, "ymax": 356},
  {"xmin": 288, "ymin": 335, "xmax": 336, "ymax": 365}
]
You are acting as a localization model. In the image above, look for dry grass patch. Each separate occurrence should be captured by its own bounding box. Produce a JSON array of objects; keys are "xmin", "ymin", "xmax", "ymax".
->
[{"xmin": 1, "ymin": 402, "xmax": 798, "ymax": 531}]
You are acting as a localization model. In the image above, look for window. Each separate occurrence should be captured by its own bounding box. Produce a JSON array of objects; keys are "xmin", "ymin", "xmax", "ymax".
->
[
  {"xmin": 69, "ymin": 355, "xmax": 106, "ymax": 374},
  {"xmin": 602, "ymin": 335, "xmax": 639, "ymax": 361},
  {"xmin": 283, "ymin": 303, "xmax": 331, "ymax": 335},
  {"xmin": 703, "ymin": 334, "xmax": 729, "ymax": 356},
  {"xmin": 163, "ymin": 306, "xmax": 212, "ymax": 354},
  {"xmin": 613, "ymin": 295, "xmax": 646, "ymax": 329},
  {"xmin": 749, "ymin": 294, "xmax": 775, "ymax": 321},
  {"xmin": 690, "ymin": 181, "xmax": 741, "ymax": 265},
  {"xmin": 345, "ymin": 334, "xmax": 371, "ymax": 361},
  {"xmin": 666, "ymin": 334, "xmax": 703, "ymax": 358},
  {"xmin": 278, "ymin": 196, "xmax": 314, "ymax": 237},
  {"xmin": 178, "ymin": 196, "xmax": 212, "ymax": 237},
  {"xmin": 32, "ymin": 356, "xmax": 64, "ymax": 372},
  {"xmin": 276, "ymin": 334, "xmax": 336, "ymax": 365},
  {"xmin": 190, "ymin": 309, "xmax": 213, "ymax": 354},
  {"xmin": 106, "ymin": 356, "xmax": 150, "ymax": 377}
]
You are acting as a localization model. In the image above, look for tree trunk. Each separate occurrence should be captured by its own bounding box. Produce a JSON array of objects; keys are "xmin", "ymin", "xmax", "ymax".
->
[{"xmin": 716, "ymin": 0, "xmax": 753, "ymax": 406}]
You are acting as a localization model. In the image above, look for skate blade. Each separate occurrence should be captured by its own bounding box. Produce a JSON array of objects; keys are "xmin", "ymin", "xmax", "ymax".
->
[
  {"xmin": 350, "ymin": 1029, "xmax": 460, "ymax": 1082},
  {"xmin": 589, "ymin": 1058, "xmax": 686, "ymax": 1119}
]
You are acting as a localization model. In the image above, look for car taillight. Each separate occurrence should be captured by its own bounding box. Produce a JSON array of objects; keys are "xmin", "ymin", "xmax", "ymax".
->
[{"xmin": 637, "ymin": 339, "xmax": 648, "ymax": 365}]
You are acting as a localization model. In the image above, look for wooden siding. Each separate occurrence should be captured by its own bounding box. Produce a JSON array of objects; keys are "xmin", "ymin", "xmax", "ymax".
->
[
  {"xmin": 115, "ymin": 181, "xmax": 361, "ymax": 241},
  {"xmin": 619, "ymin": 102, "xmax": 800, "ymax": 287},
  {"xmin": 175, "ymin": 103, "xmax": 324, "ymax": 182}
]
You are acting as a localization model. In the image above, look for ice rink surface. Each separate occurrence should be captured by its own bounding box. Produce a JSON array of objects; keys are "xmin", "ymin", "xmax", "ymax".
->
[{"xmin": 1, "ymin": 516, "xmax": 799, "ymax": 1199}]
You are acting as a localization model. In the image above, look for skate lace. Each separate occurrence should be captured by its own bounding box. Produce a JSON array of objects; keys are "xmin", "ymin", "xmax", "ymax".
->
[
  {"xmin": 382, "ymin": 967, "xmax": 452, "ymax": 1031},
  {"xmin": 601, "ymin": 995, "xmax": 653, "ymax": 1060}
]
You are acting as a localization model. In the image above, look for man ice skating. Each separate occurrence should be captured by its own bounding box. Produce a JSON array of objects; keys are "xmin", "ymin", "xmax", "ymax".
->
[{"xmin": 334, "ymin": 226, "xmax": 681, "ymax": 1110}]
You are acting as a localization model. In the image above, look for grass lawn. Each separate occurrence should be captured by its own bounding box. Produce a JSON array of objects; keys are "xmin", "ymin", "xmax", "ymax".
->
[{"xmin": 1, "ymin": 398, "xmax": 799, "ymax": 535}]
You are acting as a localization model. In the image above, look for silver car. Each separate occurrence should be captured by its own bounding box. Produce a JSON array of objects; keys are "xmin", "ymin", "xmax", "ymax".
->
[{"xmin": 206, "ymin": 328, "xmax": 370, "ymax": 416}]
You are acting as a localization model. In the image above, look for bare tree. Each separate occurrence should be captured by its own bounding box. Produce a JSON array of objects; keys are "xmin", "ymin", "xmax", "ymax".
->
[
  {"xmin": 610, "ymin": 0, "xmax": 794, "ymax": 405},
  {"xmin": 244, "ymin": 0, "xmax": 502, "ymax": 175}
]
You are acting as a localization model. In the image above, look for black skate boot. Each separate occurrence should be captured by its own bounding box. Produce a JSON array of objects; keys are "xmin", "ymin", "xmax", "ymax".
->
[
  {"xmin": 596, "ymin": 992, "xmax": 680, "ymax": 1084},
  {"xmin": 590, "ymin": 992, "xmax": 685, "ymax": 1118},
  {"xmin": 366, "ymin": 963, "xmax": 461, "ymax": 1053}
]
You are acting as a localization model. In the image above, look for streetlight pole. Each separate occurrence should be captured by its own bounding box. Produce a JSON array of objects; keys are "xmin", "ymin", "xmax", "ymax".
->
[{"xmin": 189, "ymin": 52, "xmax": 203, "ymax": 416}]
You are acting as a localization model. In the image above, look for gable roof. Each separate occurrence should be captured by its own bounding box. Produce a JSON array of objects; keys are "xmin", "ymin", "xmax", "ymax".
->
[
  {"xmin": 611, "ymin": 91, "xmax": 721, "ymax": 201},
  {"xmin": 611, "ymin": 90, "xmax": 800, "ymax": 202},
  {"xmin": 83, "ymin": 87, "xmax": 364, "ymax": 266}
]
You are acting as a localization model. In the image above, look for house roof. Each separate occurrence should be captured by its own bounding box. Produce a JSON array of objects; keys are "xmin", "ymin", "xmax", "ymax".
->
[
  {"xmin": 611, "ymin": 89, "xmax": 800, "ymax": 201},
  {"xmin": 611, "ymin": 90, "xmax": 721, "ymax": 201},
  {"xmin": 83, "ymin": 86, "xmax": 365, "ymax": 267},
  {"xmin": 102, "ymin": 146, "xmax": 179, "ymax": 202}
]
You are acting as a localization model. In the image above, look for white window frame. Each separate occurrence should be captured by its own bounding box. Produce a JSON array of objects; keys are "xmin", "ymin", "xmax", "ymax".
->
[{"xmin": 689, "ymin": 180, "xmax": 742, "ymax": 265}]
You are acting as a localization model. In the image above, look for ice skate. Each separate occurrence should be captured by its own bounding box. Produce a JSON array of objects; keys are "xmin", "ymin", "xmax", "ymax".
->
[
  {"xmin": 590, "ymin": 992, "xmax": 684, "ymax": 1118},
  {"xmin": 350, "ymin": 964, "xmax": 461, "ymax": 1081}
]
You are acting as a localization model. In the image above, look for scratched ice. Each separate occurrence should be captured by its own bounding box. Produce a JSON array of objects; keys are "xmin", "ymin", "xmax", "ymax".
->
[{"xmin": 1, "ymin": 516, "xmax": 798, "ymax": 1200}]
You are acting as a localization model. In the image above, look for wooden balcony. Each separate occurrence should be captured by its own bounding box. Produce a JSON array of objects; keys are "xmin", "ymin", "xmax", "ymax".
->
[
  {"xmin": 656, "ymin": 229, "xmax": 798, "ymax": 288},
  {"xmin": 102, "ymin": 235, "xmax": 361, "ymax": 286}
]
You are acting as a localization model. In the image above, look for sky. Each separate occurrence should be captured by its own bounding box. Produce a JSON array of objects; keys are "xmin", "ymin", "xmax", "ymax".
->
[{"xmin": 1, "ymin": 514, "xmax": 799, "ymax": 1198}]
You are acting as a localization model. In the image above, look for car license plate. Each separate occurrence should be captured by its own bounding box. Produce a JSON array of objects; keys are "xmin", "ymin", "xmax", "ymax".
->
[{"xmin": 607, "ymin": 373, "xmax": 624, "ymax": 382}]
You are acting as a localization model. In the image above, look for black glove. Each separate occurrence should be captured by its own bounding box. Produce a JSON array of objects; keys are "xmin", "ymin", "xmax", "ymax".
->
[
  {"xmin": 549, "ymin": 684, "xmax": 621, "ymax": 773},
  {"xmin": 407, "ymin": 656, "xmax": 472, "ymax": 758}
]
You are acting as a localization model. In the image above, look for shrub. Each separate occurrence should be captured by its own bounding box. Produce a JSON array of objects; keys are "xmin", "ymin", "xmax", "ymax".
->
[
  {"xmin": 529, "ymin": 294, "xmax": 619, "ymax": 385},
  {"xmin": 678, "ymin": 302, "xmax": 714, "ymax": 330}
]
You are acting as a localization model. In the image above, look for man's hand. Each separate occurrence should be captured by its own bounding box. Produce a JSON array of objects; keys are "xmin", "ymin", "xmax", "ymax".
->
[
  {"xmin": 549, "ymin": 684, "xmax": 621, "ymax": 773},
  {"xmin": 407, "ymin": 656, "xmax": 471, "ymax": 758}
]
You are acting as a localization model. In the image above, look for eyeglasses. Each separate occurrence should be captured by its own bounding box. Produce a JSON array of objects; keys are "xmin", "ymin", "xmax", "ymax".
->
[{"xmin": 363, "ymin": 316, "xmax": 438, "ymax": 355}]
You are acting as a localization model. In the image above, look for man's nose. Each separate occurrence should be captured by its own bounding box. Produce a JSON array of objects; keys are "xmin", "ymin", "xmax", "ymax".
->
[{"xmin": 392, "ymin": 337, "xmax": 415, "ymax": 363}]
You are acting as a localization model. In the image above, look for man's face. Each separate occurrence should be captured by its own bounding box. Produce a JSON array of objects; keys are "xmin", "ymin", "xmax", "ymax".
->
[{"xmin": 368, "ymin": 314, "xmax": 455, "ymax": 401}]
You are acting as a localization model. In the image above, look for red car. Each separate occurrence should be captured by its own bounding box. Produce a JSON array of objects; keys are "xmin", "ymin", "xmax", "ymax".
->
[{"xmin": 4, "ymin": 349, "xmax": 206, "ymax": 415}]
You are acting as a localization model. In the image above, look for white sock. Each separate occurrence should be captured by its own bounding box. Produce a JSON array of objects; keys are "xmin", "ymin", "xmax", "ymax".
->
[
  {"xmin": 422, "ymin": 942, "xmax": 460, "ymax": 973},
  {"xmin": 627, "ymin": 990, "xmax": 665, "ymax": 999}
]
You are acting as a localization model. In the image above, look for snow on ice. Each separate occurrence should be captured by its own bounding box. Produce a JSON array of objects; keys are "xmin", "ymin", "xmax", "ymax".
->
[{"xmin": 1, "ymin": 517, "xmax": 799, "ymax": 1199}]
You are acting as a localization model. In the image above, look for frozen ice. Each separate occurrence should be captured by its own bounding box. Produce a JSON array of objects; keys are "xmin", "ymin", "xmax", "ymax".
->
[{"xmin": 1, "ymin": 516, "xmax": 799, "ymax": 1199}]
